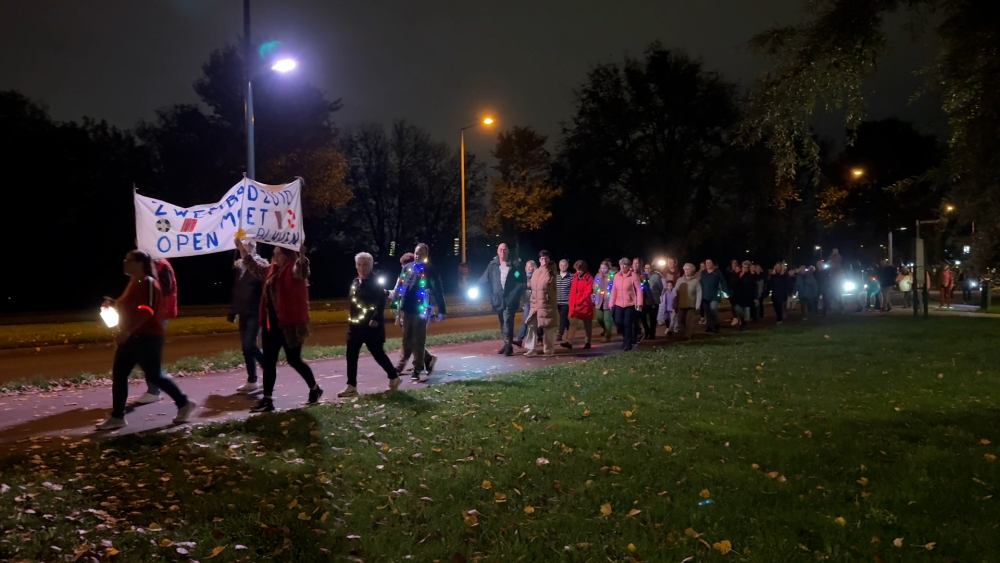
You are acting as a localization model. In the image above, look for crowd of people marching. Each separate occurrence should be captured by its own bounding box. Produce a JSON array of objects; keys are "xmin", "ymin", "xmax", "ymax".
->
[{"xmin": 95, "ymin": 241, "xmax": 930, "ymax": 430}]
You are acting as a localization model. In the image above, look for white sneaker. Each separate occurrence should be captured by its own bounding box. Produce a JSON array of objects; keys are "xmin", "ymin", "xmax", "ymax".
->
[
  {"xmin": 524, "ymin": 350, "xmax": 539, "ymax": 357},
  {"xmin": 95, "ymin": 417, "xmax": 127, "ymax": 431},
  {"xmin": 133, "ymin": 392, "xmax": 161, "ymax": 405},
  {"xmin": 337, "ymin": 385, "xmax": 358, "ymax": 398},
  {"xmin": 236, "ymin": 382, "xmax": 259, "ymax": 393},
  {"xmin": 731, "ymin": 318, "xmax": 740, "ymax": 326},
  {"xmin": 173, "ymin": 401, "xmax": 197, "ymax": 423},
  {"xmin": 389, "ymin": 377, "xmax": 402, "ymax": 392}
]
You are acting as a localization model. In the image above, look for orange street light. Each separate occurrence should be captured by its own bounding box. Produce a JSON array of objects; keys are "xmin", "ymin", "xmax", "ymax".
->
[
  {"xmin": 459, "ymin": 116, "xmax": 497, "ymax": 271},
  {"xmin": 945, "ymin": 204, "xmax": 955, "ymax": 213},
  {"xmin": 851, "ymin": 168, "xmax": 865, "ymax": 178}
]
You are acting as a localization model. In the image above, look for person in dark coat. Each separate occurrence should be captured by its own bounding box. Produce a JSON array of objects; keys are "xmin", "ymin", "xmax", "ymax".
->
[
  {"xmin": 769, "ymin": 263, "xmax": 790, "ymax": 323},
  {"xmin": 732, "ymin": 261, "xmax": 758, "ymax": 329},
  {"xmin": 477, "ymin": 242, "xmax": 524, "ymax": 356},
  {"xmin": 338, "ymin": 252, "xmax": 401, "ymax": 398},
  {"xmin": 395, "ymin": 243, "xmax": 448, "ymax": 382},
  {"xmin": 229, "ymin": 242, "xmax": 264, "ymax": 393}
]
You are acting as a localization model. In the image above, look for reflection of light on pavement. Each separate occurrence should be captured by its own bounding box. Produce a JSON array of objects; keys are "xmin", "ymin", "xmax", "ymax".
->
[{"xmin": 461, "ymin": 356, "xmax": 477, "ymax": 359}]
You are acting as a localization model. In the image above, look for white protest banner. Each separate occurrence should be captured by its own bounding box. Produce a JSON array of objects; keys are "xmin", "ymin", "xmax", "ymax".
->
[{"xmin": 135, "ymin": 178, "xmax": 304, "ymax": 259}]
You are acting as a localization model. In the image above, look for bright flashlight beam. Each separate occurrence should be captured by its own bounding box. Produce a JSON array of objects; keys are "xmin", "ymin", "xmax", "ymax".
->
[
  {"xmin": 466, "ymin": 287, "xmax": 480, "ymax": 300},
  {"xmin": 271, "ymin": 59, "xmax": 297, "ymax": 72}
]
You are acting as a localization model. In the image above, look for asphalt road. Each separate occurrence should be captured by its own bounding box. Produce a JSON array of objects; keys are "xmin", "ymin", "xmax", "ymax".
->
[{"xmin": 0, "ymin": 314, "xmax": 505, "ymax": 385}]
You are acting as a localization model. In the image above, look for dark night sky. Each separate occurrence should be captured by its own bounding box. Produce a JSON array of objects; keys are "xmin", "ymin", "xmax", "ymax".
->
[{"xmin": 1, "ymin": 0, "xmax": 945, "ymax": 159}]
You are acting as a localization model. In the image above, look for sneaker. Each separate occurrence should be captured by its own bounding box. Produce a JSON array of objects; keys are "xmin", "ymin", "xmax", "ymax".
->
[
  {"xmin": 95, "ymin": 417, "xmax": 127, "ymax": 431},
  {"xmin": 389, "ymin": 377, "xmax": 401, "ymax": 392},
  {"xmin": 524, "ymin": 350, "xmax": 539, "ymax": 357},
  {"xmin": 418, "ymin": 372, "xmax": 430, "ymax": 383},
  {"xmin": 583, "ymin": 342, "xmax": 591, "ymax": 349},
  {"xmin": 512, "ymin": 339, "xmax": 523, "ymax": 348},
  {"xmin": 560, "ymin": 342, "xmax": 572, "ymax": 349},
  {"xmin": 133, "ymin": 392, "xmax": 161, "ymax": 405},
  {"xmin": 337, "ymin": 385, "xmax": 358, "ymax": 398},
  {"xmin": 236, "ymin": 382, "xmax": 259, "ymax": 393},
  {"xmin": 173, "ymin": 401, "xmax": 197, "ymax": 423},
  {"xmin": 497, "ymin": 346, "xmax": 507, "ymax": 354},
  {"xmin": 308, "ymin": 386, "xmax": 324, "ymax": 404},
  {"xmin": 731, "ymin": 318, "xmax": 740, "ymax": 327},
  {"xmin": 426, "ymin": 355, "xmax": 438, "ymax": 376},
  {"xmin": 410, "ymin": 373, "xmax": 421, "ymax": 382},
  {"xmin": 250, "ymin": 398, "xmax": 275, "ymax": 413}
]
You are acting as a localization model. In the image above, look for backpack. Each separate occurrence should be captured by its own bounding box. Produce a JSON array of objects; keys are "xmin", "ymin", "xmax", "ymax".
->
[{"xmin": 156, "ymin": 260, "xmax": 177, "ymax": 297}]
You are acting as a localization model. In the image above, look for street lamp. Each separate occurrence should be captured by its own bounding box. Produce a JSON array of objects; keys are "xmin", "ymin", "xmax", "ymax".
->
[
  {"xmin": 243, "ymin": 0, "xmax": 296, "ymax": 181},
  {"xmin": 459, "ymin": 116, "xmax": 495, "ymax": 276},
  {"xmin": 851, "ymin": 168, "xmax": 865, "ymax": 178}
]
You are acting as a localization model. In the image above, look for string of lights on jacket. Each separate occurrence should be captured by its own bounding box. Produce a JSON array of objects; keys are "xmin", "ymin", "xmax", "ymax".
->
[
  {"xmin": 347, "ymin": 278, "xmax": 376, "ymax": 324},
  {"xmin": 391, "ymin": 260, "xmax": 434, "ymax": 319}
]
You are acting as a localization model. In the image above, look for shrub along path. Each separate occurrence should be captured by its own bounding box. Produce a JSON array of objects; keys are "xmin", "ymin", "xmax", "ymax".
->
[{"xmin": 1, "ymin": 314, "xmax": 998, "ymax": 562}]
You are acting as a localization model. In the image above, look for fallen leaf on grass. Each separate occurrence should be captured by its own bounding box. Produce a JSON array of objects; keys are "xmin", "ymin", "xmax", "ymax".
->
[
  {"xmin": 699, "ymin": 489, "xmax": 710, "ymax": 498},
  {"xmin": 627, "ymin": 508, "xmax": 641, "ymax": 517},
  {"xmin": 536, "ymin": 457, "xmax": 549, "ymax": 466},
  {"xmin": 623, "ymin": 410, "xmax": 633, "ymax": 418},
  {"xmin": 481, "ymin": 480, "xmax": 492, "ymax": 490},
  {"xmin": 777, "ymin": 475, "xmax": 787, "ymax": 483},
  {"xmin": 494, "ymin": 493, "xmax": 506, "ymax": 503},
  {"xmin": 207, "ymin": 545, "xmax": 227, "ymax": 559},
  {"xmin": 159, "ymin": 539, "xmax": 173, "ymax": 547},
  {"xmin": 627, "ymin": 543, "xmax": 637, "ymax": 552},
  {"xmin": 297, "ymin": 512, "xmax": 311, "ymax": 521},
  {"xmin": 511, "ymin": 422, "xmax": 523, "ymax": 432},
  {"xmin": 893, "ymin": 538, "xmax": 903, "ymax": 548},
  {"xmin": 834, "ymin": 517, "xmax": 846, "ymax": 526},
  {"xmin": 582, "ymin": 409, "xmax": 590, "ymax": 416},
  {"xmin": 106, "ymin": 547, "xmax": 120, "ymax": 556},
  {"xmin": 684, "ymin": 527, "xmax": 700, "ymax": 538},
  {"xmin": 462, "ymin": 510, "xmax": 479, "ymax": 527},
  {"xmin": 767, "ymin": 472, "xmax": 779, "ymax": 479},
  {"xmin": 287, "ymin": 499, "xmax": 298, "ymax": 509},
  {"xmin": 923, "ymin": 542, "xmax": 936, "ymax": 550},
  {"xmin": 320, "ymin": 511, "xmax": 329, "ymax": 522},
  {"xmin": 600, "ymin": 503, "xmax": 612, "ymax": 516},
  {"xmin": 981, "ymin": 439, "xmax": 991, "ymax": 445},
  {"xmin": 147, "ymin": 523, "xmax": 162, "ymax": 531},
  {"xmin": 663, "ymin": 445, "xmax": 673, "ymax": 452},
  {"xmin": 713, "ymin": 540, "xmax": 732, "ymax": 554},
  {"xmin": 523, "ymin": 506, "xmax": 535, "ymax": 514},
  {"xmin": 985, "ymin": 454, "xmax": 997, "ymax": 463},
  {"xmin": 857, "ymin": 477, "xmax": 869, "ymax": 486},
  {"xmin": 750, "ymin": 463, "xmax": 759, "ymax": 470}
]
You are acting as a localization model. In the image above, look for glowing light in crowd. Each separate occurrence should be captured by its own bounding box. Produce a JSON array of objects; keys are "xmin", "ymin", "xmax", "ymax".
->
[
  {"xmin": 271, "ymin": 59, "xmax": 297, "ymax": 72},
  {"xmin": 467, "ymin": 287, "xmax": 480, "ymax": 300},
  {"xmin": 100, "ymin": 307, "xmax": 119, "ymax": 328}
]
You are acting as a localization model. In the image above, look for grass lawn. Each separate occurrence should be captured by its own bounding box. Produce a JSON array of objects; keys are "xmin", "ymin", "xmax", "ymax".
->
[
  {"xmin": 1, "ymin": 316, "xmax": 998, "ymax": 562},
  {"xmin": 0, "ymin": 299, "xmax": 491, "ymax": 350}
]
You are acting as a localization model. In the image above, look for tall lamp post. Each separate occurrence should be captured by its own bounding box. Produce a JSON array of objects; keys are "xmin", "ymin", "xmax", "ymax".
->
[
  {"xmin": 458, "ymin": 117, "xmax": 494, "ymax": 284},
  {"xmin": 243, "ymin": 0, "xmax": 296, "ymax": 180}
]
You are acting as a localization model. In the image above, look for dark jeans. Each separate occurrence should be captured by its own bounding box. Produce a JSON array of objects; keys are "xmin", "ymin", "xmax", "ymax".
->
[
  {"xmin": 705, "ymin": 300, "xmax": 721, "ymax": 330},
  {"xmin": 112, "ymin": 334, "xmax": 187, "ymax": 419},
  {"xmin": 819, "ymin": 291, "xmax": 829, "ymax": 315},
  {"xmin": 612, "ymin": 306, "xmax": 635, "ymax": 351},
  {"xmin": 239, "ymin": 314, "xmax": 263, "ymax": 383},
  {"xmin": 642, "ymin": 304, "xmax": 657, "ymax": 336},
  {"xmin": 516, "ymin": 303, "xmax": 530, "ymax": 341},
  {"xmin": 496, "ymin": 305, "xmax": 516, "ymax": 345},
  {"xmin": 757, "ymin": 296, "xmax": 766, "ymax": 319},
  {"xmin": 262, "ymin": 326, "xmax": 317, "ymax": 397},
  {"xmin": 557, "ymin": 304, "xmax": 569, "ymax": 337},
  {"xmin": 346, "ymin": 332, "xmax": 398, "ymax": 387},
  {"xmin": 773, "ymin": 297, "xmax": 785, "ymax": 322}
]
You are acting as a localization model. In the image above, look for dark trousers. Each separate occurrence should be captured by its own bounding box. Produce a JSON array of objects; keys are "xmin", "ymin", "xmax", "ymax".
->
[
  {"xmin": 642, "ymin": 305, "xmax": 657, "ymax": 336},
  {"xmin": 262, "ymin": 326, "xmax": 316, "ymax": 398},
  {"xmin": 557, "ymin": 304, "xmax": 569, "ymax": 337},
  {"xmin": 750, "ymin": 299, "xmax": 758, "ymax": 321},
  {"xmin": 757, "ymin": 296, "xmax": 766, "ymax": 319},
  {"xmin": 516, "ymin": 303, "xmax": 530, "ymax": 341},
  {"xmin": 346, "ymin": 333, "xmax": 398, "ymax": 387},
  {"xmin": 819, "ymin": 291, "xmax": 829, "ymax": 315},
  {"xmin": 772, "ymin": 298, "xmax": 785, "ymax": 322},
  {"xmin": 612, "ymin": 306, "xmax": 635, "ymax": 351},
  {"xmin": 239, "ymin": 314, "xmax": 263, "ymax": 383},
  {"xmin": 496, "ymin": 305, "xmax": 516, "ymax": 345},
  {"xmin": 112, "ymin": 334, "xmax": 187, "ymax": 419}
]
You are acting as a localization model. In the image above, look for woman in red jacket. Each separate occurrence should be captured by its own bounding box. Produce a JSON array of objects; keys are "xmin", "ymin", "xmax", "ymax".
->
[
  {"xmin": 96, "ymin": 250, "xmax": 195, "ymax": 430},
  {"xmin": 237, "ymin": 240, "xmax": 322, "ymax": 413},
  {"xmin": 562, "ymin": 260, "xmax": 595, "ymax": 349}
]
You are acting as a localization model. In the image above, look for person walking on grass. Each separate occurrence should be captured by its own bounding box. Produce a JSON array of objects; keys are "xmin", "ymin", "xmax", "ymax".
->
[
  {"xmin": 674, "ymin": 263, "xmax": 703, "ymax": 339},
  {"xmin": 769, "ymin": 263, "xmax": 789, "ymax": 323},
  {"xmin": 555, "ymin": 259, "xmax": 572, "ymax": 341},
  {"xmin": 658, "ymin": 279, "xmax": 677, "ymax": 335},
  {"xmin": 395, "ymin": 243, "xmax": 447, "ymax": 381},
  {"xmin": 562, "ymin": 260, "xmax": 595, "ymax": 349},
  {"xmin": 513, "ymin": 260, "xmax": 535, "ymax": 348},
  {"xmin": 524, "ymin": 250, "xmax": 558, "ymax": 357},
  {"xmin": 477, "ymin": 242, "xmax": 524, "ymax": 356},
  {"xmin": 96, "ymin": 250, "xmax": 195, "ymax": 430},
  {"xmin": 697, "ymin": 261, "xmax": 708, "ymax": 325},
  {"xmin": 229, "ymin": 242, "xmax": 264, "ymax": 394},
  {"xmin": 755, "ymin": 264, "xmax": 768, "ymax": 321},
  {"xmin": 611, "ymin": 257, "xmax": 644, "ymax": 351},
  {"xmin": 338, "ymin": 252, "xmax": 402, "ymax": 398},
  {"xmin": 794, "ymin": 266, "xmax": 819, "ymax": 320},
  {"xmin": 732, "ymin": 260, "xmax": 757, "ymax": 330},
  {"xmin": 236, "ymin": 240, "xmax": 322, "ymax": 413},
  {"xmin": 699, "ymin": 259, "xmax": 728, "ymax": 333},
  {"xmin": 593, "ymin": 260, "xmax": 614, "ymax": 342},
  {"xmin": 133, "ymin": 257, "xmax": 179, "ymax": 405},
  {"xmin": 642, "ymin": 262, "xmax": 663, "ymax": 340}
]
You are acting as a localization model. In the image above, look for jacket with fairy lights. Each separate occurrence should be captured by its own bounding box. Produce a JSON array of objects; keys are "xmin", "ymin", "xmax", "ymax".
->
[
  {"xmin": 395, "ymin": 260, "xmax": 447, "ymax": 317},
  {"xmin": 347, "ymin": 275, "xmax": 388, "ymax": 343}
]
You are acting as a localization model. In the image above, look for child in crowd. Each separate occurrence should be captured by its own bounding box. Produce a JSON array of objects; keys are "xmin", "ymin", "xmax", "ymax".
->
[{"xmin": 658, "ymin": 279, "xmax": 676, "ymax": 335}]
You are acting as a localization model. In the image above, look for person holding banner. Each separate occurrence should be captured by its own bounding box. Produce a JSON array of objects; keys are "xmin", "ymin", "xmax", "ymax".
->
[
  {"xmin": 236, "ymin": 239, "xmax": 322, "ymax": 412},
  {"xmin": 229, "ymin": 242, "xmax": 264, "ymax": 393},
  {"xmin": 96, "ymin": 251, "xmax": 196, "ymax": 430},
  {"xmin": 338, "ymin": 252, "xmax": 402, "ymax": 397}
]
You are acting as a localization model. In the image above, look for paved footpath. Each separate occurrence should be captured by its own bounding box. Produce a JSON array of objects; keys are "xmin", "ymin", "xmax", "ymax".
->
[{"xmin": 0, "ymin": 331, "xmax": 700, "ymax": 455}]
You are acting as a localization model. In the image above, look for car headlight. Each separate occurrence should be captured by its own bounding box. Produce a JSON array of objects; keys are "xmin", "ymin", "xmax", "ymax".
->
[
  {"xmin": 843, "ymin": 281, "xmax": 856, "ymax": 292},
  {"xmin": 971, "ymin": 281, "xmax": 979, "ymax": 288},
  {"xmin": 466, "ymin": 287, "xmax": 480, "ymax": 300}
]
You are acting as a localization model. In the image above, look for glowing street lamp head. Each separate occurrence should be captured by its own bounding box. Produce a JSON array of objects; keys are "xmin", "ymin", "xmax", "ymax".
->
[
  {"xmin": 271, "ymin": 59, "xmax": 297, "ymax": 73},
  {"xmin": 945, "ymin": 204, "xmax": 955, "ymax": 213},
  {"xmin": 851, "ymin": 168, "xmax": 864, "ymax": 178},
  {"xmin": 483, "ymin": 117, "xmax": 494, "ymax": 125}
]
